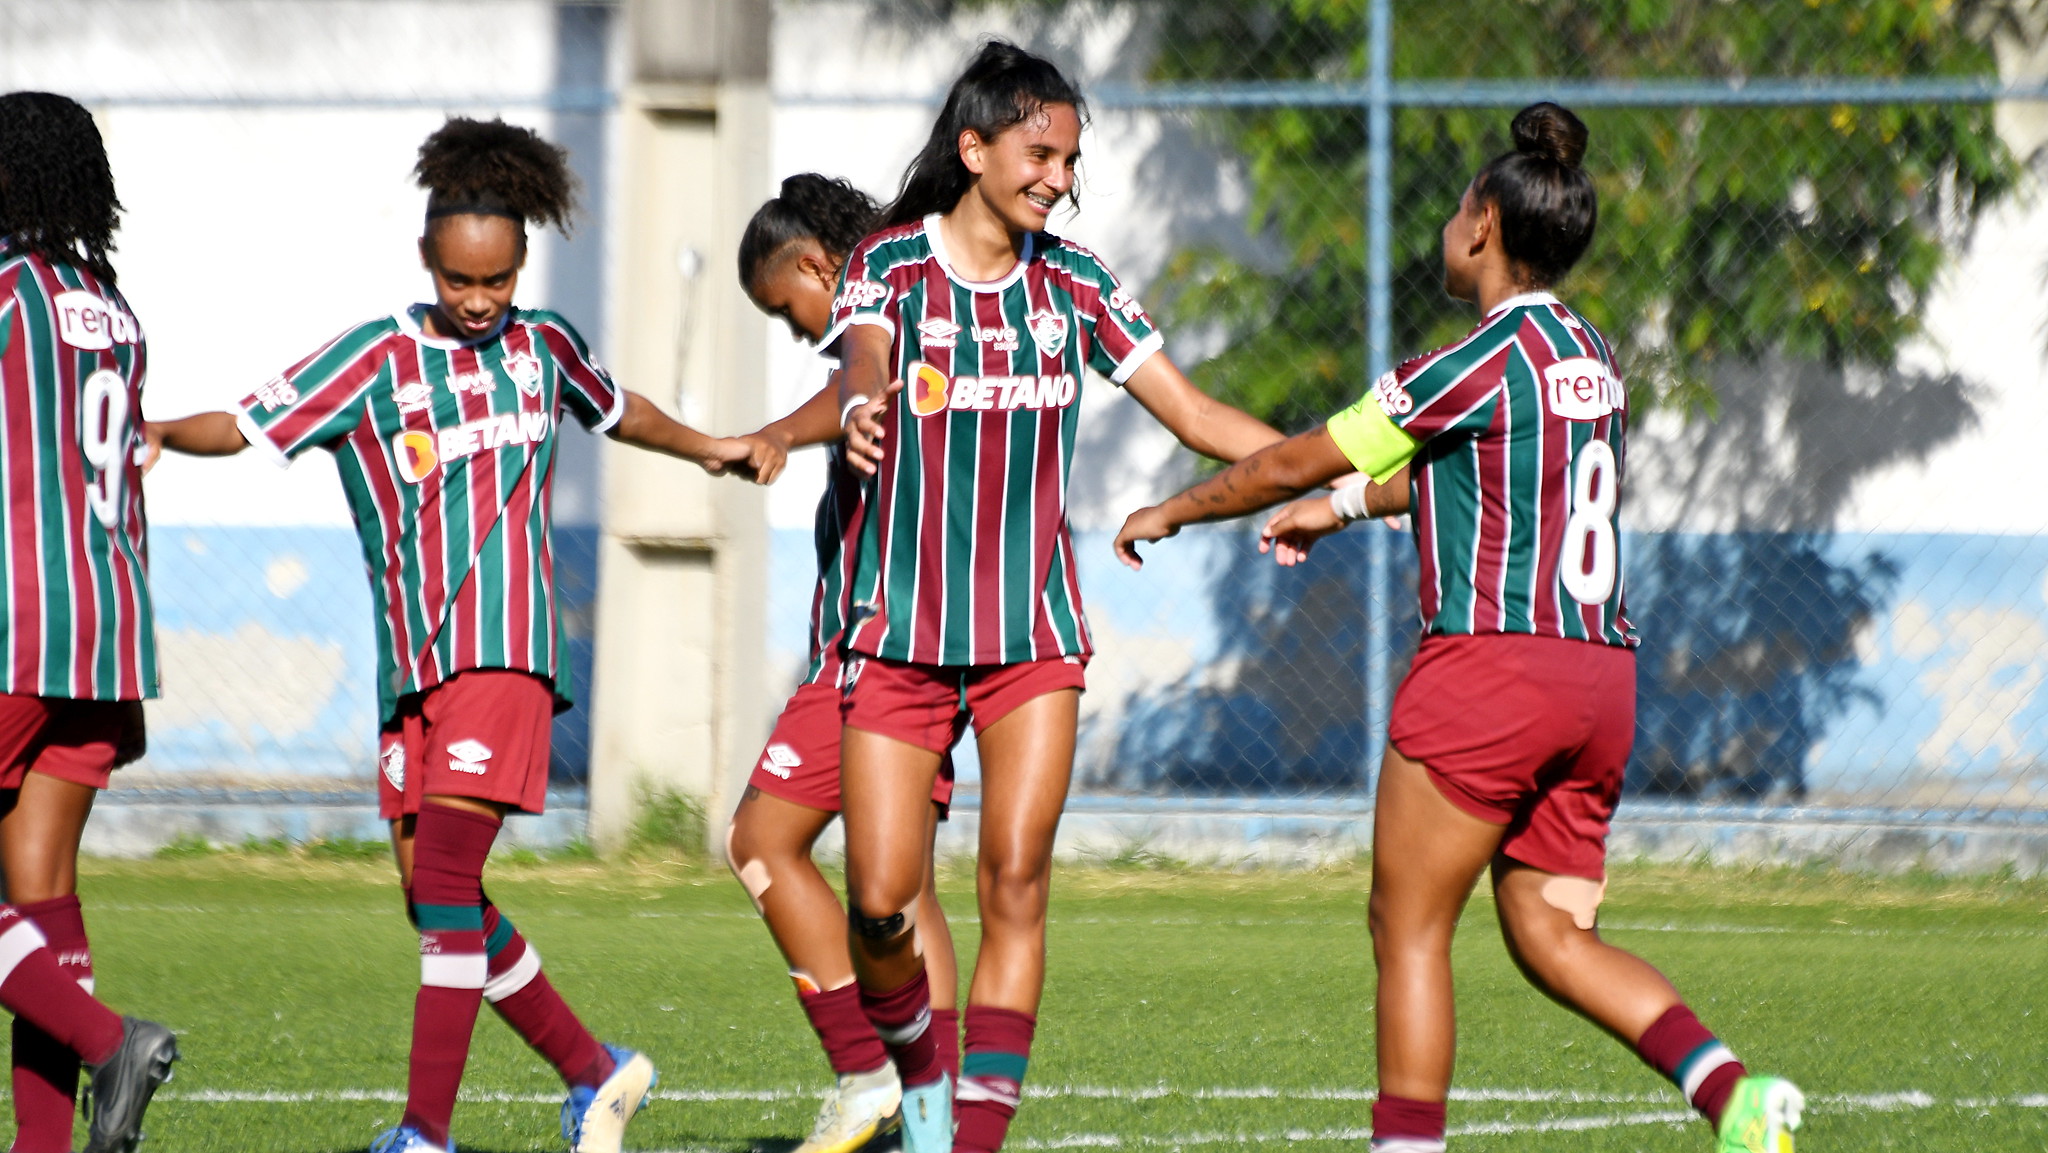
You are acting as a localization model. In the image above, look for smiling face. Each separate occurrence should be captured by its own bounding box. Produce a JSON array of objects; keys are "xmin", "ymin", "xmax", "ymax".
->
[
  {"xmin": 418, "ymin": 214, "xmax": 525, "ymax": 340},
  {"xmin": 746, "ymin": 239, "xmax": 841, "ymax": 344},
  {"xmin": 960, "ymin": 101, "xmax": 1081, "ymax": 235}
]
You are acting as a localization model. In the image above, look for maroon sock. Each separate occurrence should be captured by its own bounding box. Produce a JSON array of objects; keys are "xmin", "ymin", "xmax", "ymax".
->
[
  {"xmin": 400, "ymin": 804, "xmax": 500, "ymax": 1147},
  {"xmin": 799, "ymin": 982, "xmax": 890, "ymax": 1076},
  {"xmin": 931, "ymin": 1006, "xmax": 961, "ymax": 1083},
  {"xmin": 10, "ymin": 897, "xmax": 92, "ymax": 1153},
  {"xmin": 954, "ymin": 1006, "xmax": 1034, "ymax": 1153},
  {"xmin": 480, "ymin": 903, "xmax": 611, "ymax": 1090},
  {"xmin": 1635, "ymin": 1004, "xmax": 1746, "ymax": 1128},
  {"xmin": 0, "ymin": 906, "xmax": 120, "ymax": 1066},
  {"xmin": 858, "ymin": 968, "xmax": 942, "ymax": 1087},
  {"xmin": 1369, "ymin": 1095, "xmax": 1446, "ymax": 1151}
]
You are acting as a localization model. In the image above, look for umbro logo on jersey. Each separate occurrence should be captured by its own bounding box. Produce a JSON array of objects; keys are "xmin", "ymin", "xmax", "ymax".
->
[
  {"xmin": 917, "ymin": 318, "xmax": 961, "ymax": 347},
  {"xmin": 393, "ymin": 382, "xmax": 434, "ymax": 415},
  {"xmin": 905, "ymin": 360, "xmax": 1077, "ymax": 418},
  {"xmin": 447, "ymin": 738, "xmax": 492, "ymax": 775},
  {"xmin": 834, "ymin": 280, "xmax": 889, "ymax": 312},
  {"xmin": 503, "ymin": 352, "xmax": 543, "ymax": 396},
  {"xmin": 391, "ymin": 411, "xmax": 553, "ymax": 484},
  {"xmin": 760, "ymin": 742, "xmax": 801, "ymax": 780},
  {"xmin": 1543, "ymin": 357, "xmax": 1623, "ymax": 421},
  {"xmin": 1026, "ymin": 311, "xmax": 1068, "ymax": 358},
  {"xmin": 380, "ymin": 741, "xmax": 406, "ymax": 790},
  {"xmin": 52, "ymin": 290, "xmax": 139, "ymax": 350}
]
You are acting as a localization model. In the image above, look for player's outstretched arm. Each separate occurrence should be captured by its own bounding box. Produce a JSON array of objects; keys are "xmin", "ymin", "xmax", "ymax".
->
[
  {"xmin": 738, "ymin": 372, "xmax": 848, "ymax": 484},
  {"xmin": 1260, "ymin": 465, "xmax": 1411, "ymax": 567},
  {"xmin": 609, "ymin": 390, "xmax": 766, "ymax": 481},
  {"xmin": 1114, "ymin": 425, "xmax": 1354, "ymax": 570},
  {"xmin": 835, "ymin": 326, "xmax": 898, "ymax": 475},
  {"xmin": 148, "ymin": 411, "xmax": 250, "ymax": 461},
  {"xmin": 1121, "ymin": 354, "xmax": 1283, "ymax": 464}
]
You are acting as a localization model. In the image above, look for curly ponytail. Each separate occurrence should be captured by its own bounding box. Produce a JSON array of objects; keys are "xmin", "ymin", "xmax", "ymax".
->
[
  {"xmin": 1473, "ymin": 102, "xmax": 1597, "ymax": 286},
  {"xmin": 0, "ymin": 92, "xmax": 122, "ymax": 282}
]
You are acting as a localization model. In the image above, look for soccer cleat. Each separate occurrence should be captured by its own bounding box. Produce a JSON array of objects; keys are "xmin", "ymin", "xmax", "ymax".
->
[
  {"xmin": 897, "ymin": 1072, "xmax": 953, "ymax": 1153},
  {"xmin": 561, "ymin": 1043, "xmax": 657, "ymax": 1153},
  {"xmin": 794, "ymin": 1064, "xmax": 903, "ymax": 1153},
  {"xmin": 369, "ymin": 1126, "xmax": 452, "ymax": 1153},
  {"xmin": 81, "ymin": 1016, "xmax": 179, "ymax": 1153},
  {"xmin": 1715, "ymin": 1075, "xmax": 1805, "ymax": 1153}
]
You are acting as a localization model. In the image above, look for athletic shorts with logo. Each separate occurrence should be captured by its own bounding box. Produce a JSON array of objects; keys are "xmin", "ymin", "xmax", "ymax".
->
[
  {"xmin": 0, "ymin": 696, "xmax": 145, "ymax": 792},
  {"xmin": 838, "ymin": 654, "xmax": 1088, "ymax": 755},
  {"xmin": 1388, "ymin": 632, "xmax": 1633, "ymax": 881},
  {"xmin": 750, "ymin": 676, "xmax": 958, "ymax": 814},
  {"xmin": 378, "ymin": 669, "xmax": 554, "ymax": 820}
]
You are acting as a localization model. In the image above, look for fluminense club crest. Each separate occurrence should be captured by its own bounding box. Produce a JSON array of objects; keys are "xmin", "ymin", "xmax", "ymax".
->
[
  {"xmin": 1026, "ymin": 310, "xmax": 1067, "ymax": 358},
  {"xmin": 502, "ymin": 352, "xmax": 543, "ymax": 397}
]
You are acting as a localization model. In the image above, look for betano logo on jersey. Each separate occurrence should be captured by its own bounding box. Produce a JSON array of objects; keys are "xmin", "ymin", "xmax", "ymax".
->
[
  {"xmin": 391, "ymin": 410, "xmax": 553, "ymax": 484},
  {"xmin": 52, "ymin": 290, "xmax": 139, "ymax": 351},
  {"xmin": 1542, "ymin": 357, "xmax": 1624, "ymax": 421},
  {"xmin": 905, "ymin": 360, "xmax": 1077, "ymax": 418}
]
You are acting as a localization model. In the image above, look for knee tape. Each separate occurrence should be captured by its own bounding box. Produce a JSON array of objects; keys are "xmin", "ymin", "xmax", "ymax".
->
[
  {"xmin": 725, "ymin": 825, "xmax": 774, "ymax": 909},
  {"xmin": 849, "ymin": 899, "xmax": 916, "ymax": 941},
  {"xmin": 1538, "ymin": 874, "xmax": 1607, "ymax": 931}
]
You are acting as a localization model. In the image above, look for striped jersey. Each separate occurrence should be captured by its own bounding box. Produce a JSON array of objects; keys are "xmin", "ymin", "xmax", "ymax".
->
[
  {"xmin": 239, "ymin": 305, "xmax": 625, "ymax": 720},
  {"xmin": 1330, "ymin": 291, "xmax": 1637, "ymax": 647},
  {"xmin": 824, "ymin": 215, "xmax": 1164, "ymax": 666},
  {"xmin": 0, "ymin": 247, "xmax": 157, "ymax": 700},
  {"xmin": 800, "ymin": 445, "xmax": 862, "ymax": 687}
]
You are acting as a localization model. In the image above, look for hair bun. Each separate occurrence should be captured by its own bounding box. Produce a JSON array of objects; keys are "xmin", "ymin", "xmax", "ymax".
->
[{"xmin": 1510, "ymin": 102, "xmax": 1588, "ymax": 170}]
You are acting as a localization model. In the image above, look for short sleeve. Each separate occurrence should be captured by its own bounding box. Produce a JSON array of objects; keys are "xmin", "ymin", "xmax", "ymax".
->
[
  {"xmin": 819, "ymin": 236, "xmax": 899, "ymax": 357},
  {"xmin": 1377, "ymin": 332, "xmax": 1514, "ymax": 442},
  {"xmin": 236, "ymin": 326, "xmax": 387, "ymax": 467},
  {"xmin": 1327, "ymin": 377, "xmax": 1421, "ymax": 484},
  {"xmin": 532, "ymin": 315, "xmax": 626, "ymax": 434},
  {"xmin": 1080, "ymin": 261, "xmax": 1163, "ymax": 386}
]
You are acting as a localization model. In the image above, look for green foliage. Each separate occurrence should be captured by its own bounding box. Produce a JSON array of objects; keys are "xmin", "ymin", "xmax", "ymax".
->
[
  {"xmin": 629, "ymin": 786, "xmax": 708, "ymax": 858},
  {"xmin": 1142, "ymin": 0, "xmax": 2029, "ymax": 424},
  {"xmin": 152, "ymin": 832, "xmax": 216, "ymax": 859}
]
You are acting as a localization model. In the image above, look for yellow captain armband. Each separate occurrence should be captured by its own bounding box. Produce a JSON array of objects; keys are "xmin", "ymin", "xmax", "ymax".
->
[{"xmin": 1325, "ymin": 392, "xmax": 1421, "ymax": 484}]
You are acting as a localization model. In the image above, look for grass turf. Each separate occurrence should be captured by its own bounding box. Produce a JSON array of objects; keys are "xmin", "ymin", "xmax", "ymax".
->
[{"xmin": 30, "ymin": 852, "xmax": 2048, "ymax": 1152}]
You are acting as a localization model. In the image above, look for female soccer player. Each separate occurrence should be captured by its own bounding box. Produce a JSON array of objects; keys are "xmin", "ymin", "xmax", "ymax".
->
[
  {"xmin": 830, "ymin": 43, "xmax": 1286, "ymax": 1153},
  {"xmin": 726, "ymin": 173, "xmax": 961, "ymax": 1153},
  {"xmin": 0, "ymin": 90, "xmax": 181, "ymax": 1153},
  {"xmin": 150, "ymin": 118, "xmax": 765, "ymax": 1153},
  {"xmin": 1113, "ymin": 103, "xmax": 1804, "ymax": 1153}
]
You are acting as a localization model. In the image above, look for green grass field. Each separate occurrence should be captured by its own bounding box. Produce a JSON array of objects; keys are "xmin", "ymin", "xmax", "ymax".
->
[{"xmin": 37, "ymin": 850, "xmax": 2048, "ymax": 1152}]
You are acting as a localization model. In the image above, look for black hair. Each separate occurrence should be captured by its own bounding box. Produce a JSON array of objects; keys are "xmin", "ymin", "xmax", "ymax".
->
[
  {"xmin": 738, "ymin": 173, "xmax": 881, "ymax": 289},
  {"xmin": 880, "ymin": 40, "xmax": 1086, "ymax": 229},
  {"xmin": 0, "ymin": 92, "xmax": 122, "ymax": 282},
  {"xmin": 1472, "ymin": 102, "xmax": 1596, "ymax": 287},
  {"xmin": 413, "ymin": 117, "xmax": 576, "ymax": 239}
]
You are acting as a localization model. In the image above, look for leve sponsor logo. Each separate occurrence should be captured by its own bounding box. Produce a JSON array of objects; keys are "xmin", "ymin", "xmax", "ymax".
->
[
  {"xmin": 52, "ymin": 290, "xmax": 139, "ymax": 351},
  {"xmin": 1542, "ymin": 357, "xmax": 1623, "ymax": 421},
  {"xmin": 903, "ymin": 360, "xmax": 1077, "ymax": 418},
  {"xmin": 391, "ymin": 410, "xmax": 553, "ymax": 484}
]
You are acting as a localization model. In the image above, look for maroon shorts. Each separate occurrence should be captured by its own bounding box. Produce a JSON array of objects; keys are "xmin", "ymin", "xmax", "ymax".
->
[
  {"xmin": 749, "ymin": 680, "xmax": 958, "ymax": 814},
  {"xmin": 0, "ymin": 696, "xmax": 144, "ymax": 791},
  {"xmin": 840, "ymin": 654, "xmax": 1088, "ymax": 754},
  {"xmin": 378, "ymin": 670, "xmax": 554, "ymax": 820},
  {"xmin": 1388, "ymin": 632, "xmax": 1635, "ymax": 880}
]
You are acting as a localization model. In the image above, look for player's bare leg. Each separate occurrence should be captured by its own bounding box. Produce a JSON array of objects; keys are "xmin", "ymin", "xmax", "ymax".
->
[
  {"xmin": 0, "ymin": 772, "xmax": 96, "ymax": 903},
  {"xmin": 729, "ymin": 790, "xmax": 857, "ymax": 986},
  {"xmin": 1368, "ymin": 748, "xmax": 1503, "ymax": 1106},
  {"xmin": 1489, "ymin": 862, "xmax": 1678, "ymax": 1040},
  {"xmin": 917, "ymin": 799, "xmax": 959, "ymax": 1074},
  {"xmin": 952, "ymin": 688, "xmax": 1077, "ymax": 1153}
]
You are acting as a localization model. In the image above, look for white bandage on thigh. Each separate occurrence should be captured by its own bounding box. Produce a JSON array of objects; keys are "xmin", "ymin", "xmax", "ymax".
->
[
  {"xmin": 421, "ymin": 951, "xmax": 488, "ymax": 990},
  {"xmin": 483, "ymin": 944, "xmax": 542, "ymax": 1002},
  {"xmin": 1538, "ymin": 874, "xmax": 1608, "ymax": 931},
  {"xmin": 0, "ymin": 920, "xmax": 49, "ymax": 987}
]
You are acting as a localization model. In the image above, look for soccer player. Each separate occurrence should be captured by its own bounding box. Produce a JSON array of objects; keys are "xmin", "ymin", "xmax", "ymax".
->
[
  {"xmin": 0, "ymin": 90, "xmax": 182, "ymax": 1153},
  {"xmin": 727, "ymin": 172, "xmax": 962, "ymax": 1153},
  {"xmin": 1112, "ymin": 103, "xmax": 1804, "ymax": 1153},
  {"xmin": 148, "ymin": 118, "xmax": 767, "ymax": 1153},
  {"xmin": 829, "ymin": 43, "xmax": 1286, "ymax": 1153}
]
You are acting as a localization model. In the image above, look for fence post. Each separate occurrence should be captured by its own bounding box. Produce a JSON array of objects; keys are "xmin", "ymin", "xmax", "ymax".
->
[{"xmin": 1362, "ymin": 0, "xmax": 1394, "ymax": 787}]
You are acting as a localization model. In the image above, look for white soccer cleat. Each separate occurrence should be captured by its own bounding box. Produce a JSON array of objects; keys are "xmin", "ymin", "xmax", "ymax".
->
[
  {"xmin": 794, "ymin": 1064, "xmax": 903, "ymax": 1153},
  {"xmin": 561, "ymin": 1044, "xmax": 657, "ymax": 1153}
]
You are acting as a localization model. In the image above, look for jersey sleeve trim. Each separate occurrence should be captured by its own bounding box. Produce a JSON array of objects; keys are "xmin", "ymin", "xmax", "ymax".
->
[
  {"xmin": 817, "ymin": 314, "xmax": 895, "ymax": 361},
  {"xmin": 1326, "ymin": 395, "xmax": 1420, "ymax": 484},
  {"xmin": 235, "ymin": 408, "xmax": 295, "ymax": 470},
  {"xmin": 588, "ymin": 383, "xmax": 627, "ymax": 435},
  {"xmin": 1108, "ymin": 331, "xmax": 1164, "ymax": 385}
]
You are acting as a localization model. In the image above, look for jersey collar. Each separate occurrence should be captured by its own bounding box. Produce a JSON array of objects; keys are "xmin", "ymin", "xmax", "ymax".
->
[
  {"xmin": 924, "ymin": 213, "xmax": 1036, "ymax": 292},
  {"xmin": 1484, "ymin": 290, "xmax": 1562, "ymax": 318},
  {"xmin": 395, "ymin": 303, "xmax": 512, "ymax": 349}
]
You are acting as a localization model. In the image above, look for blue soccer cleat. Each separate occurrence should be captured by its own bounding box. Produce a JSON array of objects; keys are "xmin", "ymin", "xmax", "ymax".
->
[
  {"xmin": 369, "ymin": 1125, "xmax": 451, "ymax": 1153},
  {"xmin": 561, "ymin": 1043, "xmax": 658, "ymax": 1153},
  {"xmin": 898, "ymin": 1072, "xmax": 953, "ymax": 1153}
]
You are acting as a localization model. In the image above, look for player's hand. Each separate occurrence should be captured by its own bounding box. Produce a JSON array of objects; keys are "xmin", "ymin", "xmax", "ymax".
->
[
  {"xmin": 698, "ymin": 436, "xmax": 760, "ymax": 480},
  {"xmin": 139, "ymin": 423, "xmax": 166, "ymax": 475},
  {"xmin": 737, "ymin": 432, "xmax": 790, "ymax": 484},
  {"xmin": 1259, "ymin": 494, "xmax": 1345, "ymax": 567},
  {"xmin": 1113, "ymin": 505, "xmax": 1178, "ymax": 571},
  {"xmin": 842, "ymin": 379, "xmax": 903, "ymax": 476}
]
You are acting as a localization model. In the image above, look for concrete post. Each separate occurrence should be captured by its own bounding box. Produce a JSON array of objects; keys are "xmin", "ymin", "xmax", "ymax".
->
[{"xmin": 588, "ymin": 0, "xmax": 771, "ymax": 854}]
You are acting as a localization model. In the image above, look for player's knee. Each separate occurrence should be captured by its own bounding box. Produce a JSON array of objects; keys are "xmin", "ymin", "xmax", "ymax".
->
[
  {"xmin": 724, "ymin": 824, "xmax": 775, "ymax": 909},
  {"xmin": 1537, "ymin": 873, "xmax": 1606, "ymax": 932},
  {"xmin": 847, "ymin": 897, "xmax": 918, "ymax": 942}
]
